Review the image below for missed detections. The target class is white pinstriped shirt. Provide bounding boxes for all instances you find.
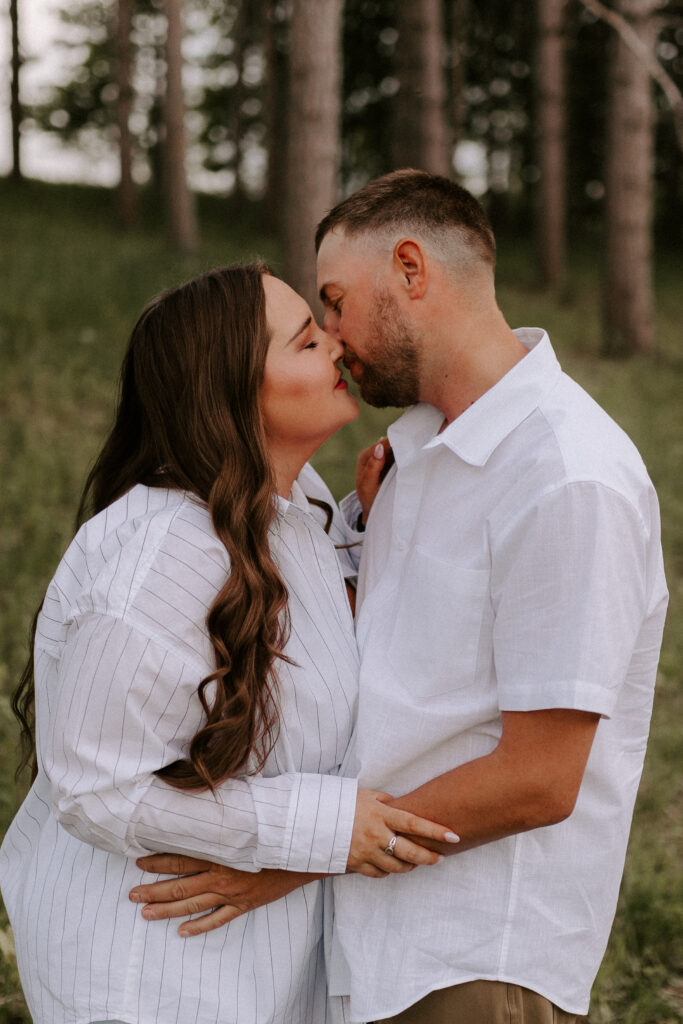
[0,464,359,1024]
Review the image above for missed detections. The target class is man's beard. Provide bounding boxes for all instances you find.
[352,288,421,408]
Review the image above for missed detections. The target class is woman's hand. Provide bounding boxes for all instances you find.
[356,438,394,525]
[130,856,317,937]
[347,789,459,878]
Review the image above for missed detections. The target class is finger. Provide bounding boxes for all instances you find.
[353,863,391,879]
[136,853,211,874]
[131,873,215,904]
[178,904,251,937]
[385,807,460,845]
[388,837,444,868]
[374,856,417,875]
[141,892,224,921]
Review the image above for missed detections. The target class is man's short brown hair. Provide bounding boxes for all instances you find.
[315,169,496,269]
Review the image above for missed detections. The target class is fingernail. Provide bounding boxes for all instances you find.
[129,891,141,902]
[444,832,460,843]
[142,908,155,919]
[435,854,444,864]
[374,443,384,459]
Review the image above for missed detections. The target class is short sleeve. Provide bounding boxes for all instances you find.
[491,481,649,716]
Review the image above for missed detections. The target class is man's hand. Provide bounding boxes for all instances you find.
[130,856,316,936]
[356,438,394,524]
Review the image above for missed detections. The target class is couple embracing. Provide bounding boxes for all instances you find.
[0,171,667,1024]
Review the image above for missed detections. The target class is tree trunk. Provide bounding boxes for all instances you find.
[283,0,343,311]
[163,0,198,257]
[10,0,22,180]
[263,0,289,234]
[393,0,451,176]
[116,0,136,229]
[535,0,568,288]
[603,0,656,355]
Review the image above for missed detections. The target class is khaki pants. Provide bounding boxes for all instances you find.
[374,980,581,1024]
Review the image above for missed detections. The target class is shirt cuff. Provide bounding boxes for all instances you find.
[497,679,618,718]
[256,773,358,874]
[340,492,365,537]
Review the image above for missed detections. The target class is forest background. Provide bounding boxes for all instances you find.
[1,0,682,1022]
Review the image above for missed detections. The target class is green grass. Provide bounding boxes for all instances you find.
[1,179,681,1024]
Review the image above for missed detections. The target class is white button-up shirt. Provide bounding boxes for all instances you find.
[1,464,359,1024]
[330,330,668,1020]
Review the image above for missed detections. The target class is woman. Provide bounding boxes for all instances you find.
[0,266,451,1024]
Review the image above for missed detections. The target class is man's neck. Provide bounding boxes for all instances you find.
[420,316,528,424]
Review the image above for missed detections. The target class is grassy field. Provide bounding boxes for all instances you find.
[0,179,681,1023]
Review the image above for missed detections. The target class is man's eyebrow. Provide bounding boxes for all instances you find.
[286,316,312,345]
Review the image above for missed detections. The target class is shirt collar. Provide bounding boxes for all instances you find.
[274,476,314,518]
[389,329,561,468]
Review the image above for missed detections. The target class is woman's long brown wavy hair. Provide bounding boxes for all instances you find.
[13,264,292,790]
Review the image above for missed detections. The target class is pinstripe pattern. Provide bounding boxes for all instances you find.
[1,464,359,1024]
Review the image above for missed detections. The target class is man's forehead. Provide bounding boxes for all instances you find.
[317,228,373,290]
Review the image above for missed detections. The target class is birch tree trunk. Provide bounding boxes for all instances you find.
[163,0,198,256]
[283,0,343,310]
[603,0,656,355]
[116,0,136,229]
[536,0,568,288]
[10,0,22,180]
[394,0,451,176]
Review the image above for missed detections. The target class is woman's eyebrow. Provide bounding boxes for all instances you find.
[286,316,312,345]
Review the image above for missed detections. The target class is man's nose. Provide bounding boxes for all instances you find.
[327,334,344,363]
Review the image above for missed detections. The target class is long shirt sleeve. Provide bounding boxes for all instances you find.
[45,612,357,873]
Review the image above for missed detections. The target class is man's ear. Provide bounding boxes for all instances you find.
[393,238,428,299]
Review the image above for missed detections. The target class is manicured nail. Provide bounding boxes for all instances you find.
[374,443,384,459]
[444,832,460,843]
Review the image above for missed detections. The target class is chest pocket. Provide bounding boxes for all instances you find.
[387,545,491,699]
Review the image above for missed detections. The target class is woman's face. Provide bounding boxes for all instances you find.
[260,275,359,462]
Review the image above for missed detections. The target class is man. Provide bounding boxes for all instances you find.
[131,171,667,1023]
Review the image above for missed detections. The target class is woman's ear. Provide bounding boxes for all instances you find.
[393,238,428,299]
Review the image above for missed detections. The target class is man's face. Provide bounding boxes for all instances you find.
[316,229,421,408]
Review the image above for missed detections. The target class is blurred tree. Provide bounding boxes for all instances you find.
[448,0,469,152]
[115,0,137,227]
[603,0,657,355]
[535,0,568,288]
[228,0,248,199]
[464,0,535,230]
[162,0,198,255]
[339,0,397,188]
[10,0,22,179]
[263,0,289,232]
[393,0,451,175]
[284,0,343,309]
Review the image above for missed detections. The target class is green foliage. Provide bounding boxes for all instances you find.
[0,181,681,1024]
